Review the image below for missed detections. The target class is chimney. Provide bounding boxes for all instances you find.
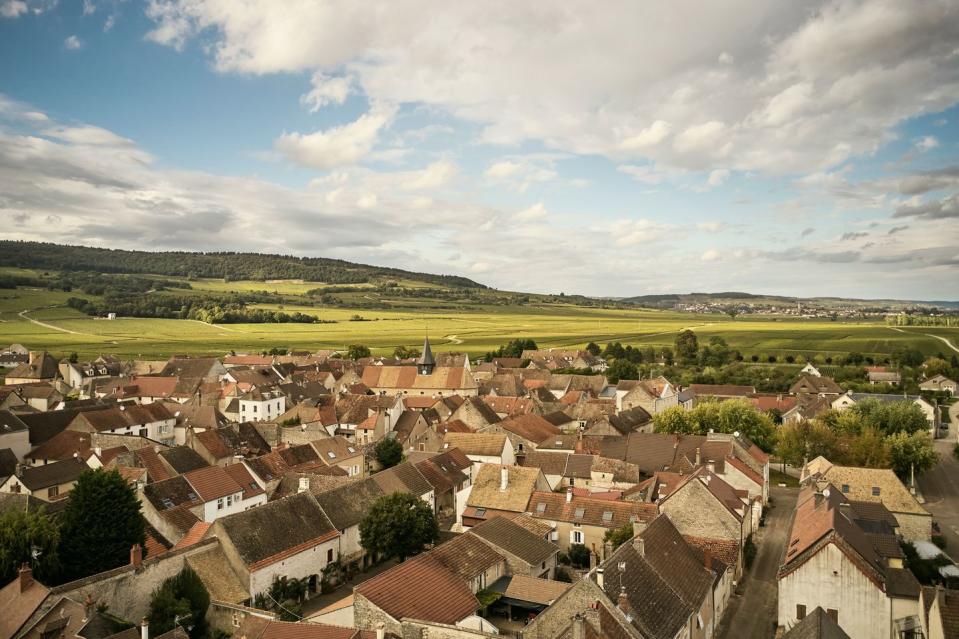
[566,487,573,503]
[695,448,701,465]
[633,537,645,557]
[572,613,586,639]
[704,549,713,571]
[130,543,143,569]
[375,623,384,639]
[500,466,509,490]
[617,586,632,617]
[141,618,149,639]
[18,563,33,593]
[298,476,310,493]
[595,567,604,590]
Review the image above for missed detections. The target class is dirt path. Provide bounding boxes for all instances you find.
[926,333,959,354]
[18,309,84,335]
[444,334,463,345]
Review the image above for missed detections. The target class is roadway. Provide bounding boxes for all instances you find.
[917,401,959,552]
[716,484,798,639]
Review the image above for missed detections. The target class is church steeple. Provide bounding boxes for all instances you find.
[417,335,436,375]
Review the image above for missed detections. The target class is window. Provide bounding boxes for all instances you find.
[571,530,584,544]
[217,498,224,510]
[48,485,59,498]
[841,484,849,493]
[827,609,838,622]
[226,495,233,507]
[252,405,257,413]
[872,486,881,496]
[574,507,585,519]
[139,428,148,437]
[602,511,613,523]
[796,605,806,620]
[327,548,334,562]
[231,612,240,628]
[475,508,487,518]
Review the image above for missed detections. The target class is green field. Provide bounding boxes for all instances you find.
[1,282,956,360]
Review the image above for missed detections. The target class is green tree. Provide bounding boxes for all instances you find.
[566,544,591,569]
[653,406,693,434]
[886,431,938,479]
[374,437,404,469]
[68,352,79,363]
[714,399,776,451]
[674,329,699,364]
[393,345,421,359]
[252,576,307,621]
[851,399,927,435]
[775,420,842,467]
[923,357,951,378]
[346,344,371,360]
[605,359,638,384]
[603,524,634,551]
[846,427,891,468]
[359,493,438,560]
[0,507,60,585]
[148,567,210,639]
[58,468,145,582]
[585,342,601,356]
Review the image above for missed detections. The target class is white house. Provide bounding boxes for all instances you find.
[238,388,286,423]
[800,362,822,377]
[67,403,176,446]
[831,392,937,427]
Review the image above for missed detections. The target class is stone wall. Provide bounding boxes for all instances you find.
[522,579,604,639]
[354,592,401,636]
[896,512,932,541]
[659,479,742,544]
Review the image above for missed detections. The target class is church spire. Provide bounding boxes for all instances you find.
[417,335,436,375]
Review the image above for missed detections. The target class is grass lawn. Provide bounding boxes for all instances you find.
[768,469,800,488]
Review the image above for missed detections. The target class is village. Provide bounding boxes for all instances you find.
[0,337,956,639]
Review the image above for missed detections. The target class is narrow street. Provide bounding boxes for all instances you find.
[918,402,959,553]
[716,485,798,639]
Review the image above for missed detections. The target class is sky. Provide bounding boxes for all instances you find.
[0,1,958,300]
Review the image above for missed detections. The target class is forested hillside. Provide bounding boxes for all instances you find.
[0,241,484,288]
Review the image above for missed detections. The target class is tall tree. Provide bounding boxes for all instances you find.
[58,468,145,582]
[775,420,842,467]
[347,344,372,360]
[148,567,210,639]
[0,507,60,585]
[374,438,404,469]
[674,329,699,364]
[359,492,438,561]
[886,431,938,479]
[605,359,638,384]
[585,342,601,356]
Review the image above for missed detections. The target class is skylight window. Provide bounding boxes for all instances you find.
[327,451,336,459]
[574,507,585,519]
[536,502,546,513]
[475,508,486,517]
[186,492,198,501]
[602,511,613,522]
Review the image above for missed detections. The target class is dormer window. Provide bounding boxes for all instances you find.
[871,486,880,496]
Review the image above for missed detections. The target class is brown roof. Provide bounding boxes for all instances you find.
[689,383,755,397]
[497,414,561,444]
[0,569,50,639]
[361,366,477,391]
[15,458,88,491]
[223,463,264,500]
[430,532,505,581]
[76,403,173,432]
[821,465,928,516]
[371,462,432,497]
[498,574,570,606]
[468,464,545,512]
[237,617,375,639]
[25,430,92,462]
[469,516,558,565]
[136,446,174,482]
[682,534,741,570]
[528,491,657,529]
[184,465,243,502]
[435,418,473,434]
[355,552,478,624]
[442,432,507,457]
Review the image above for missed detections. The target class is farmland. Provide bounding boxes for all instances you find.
[0,279,955,361]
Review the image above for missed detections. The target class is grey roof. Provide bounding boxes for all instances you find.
[311,477,384,530]
[0,410,28,434]
[782,607,851,639]
[417,336,436,368]
[469,516,558,565]
[16,458,88,490]
[157,446,209,474]
[371,461,432,497]
[216,492,337,567]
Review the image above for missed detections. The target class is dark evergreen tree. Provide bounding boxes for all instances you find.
[359,492,438,560]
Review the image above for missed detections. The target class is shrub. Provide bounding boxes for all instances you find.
[743,534,758,570]
[567,544,591,569]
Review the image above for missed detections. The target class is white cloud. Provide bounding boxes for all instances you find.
[103,14,115,31]
[707,169,730,187]
[484,156,559,192]
[610,219,670,247]
[274,103,396,170]
[485,160,522,180]
[142,0,959,177]
[696,222,726,232]
[914,136,939,151]
[620,120,671,150]
[514,202,548,222]
[617,164,665,185]
[401,160,456,190]
[0,0,26,18]
[701,249,721,261]
[82,0,95,15]
[569,178,590,188]
[301,73,352,112]
[64,35,84,50]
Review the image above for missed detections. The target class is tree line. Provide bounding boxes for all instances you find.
[67,293,326,324]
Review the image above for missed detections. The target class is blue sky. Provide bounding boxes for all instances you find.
[1,0,958,300]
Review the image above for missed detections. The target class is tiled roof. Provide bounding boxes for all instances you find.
[172,521,212,551]
[468,464,544,512]
[371,462,432,497]
[821,465,928,515]
[430,532,505,581]
[184,465,243,502]
[469,515,558,565]
[16,458,88,491]
[790,374,844,395]
[497,414,561,444]
[217,492,338,569]
[442,432,507,457]
[25,430,92,462]
[160,505,201,534]
[136,447,174,482]
[528,491,657,529]
[782,606,851,639]
[681,534,740,570]
[688,383,755,397]
[186,545,248,605]
[0,568,50,639]
[361,366,478,391]
[435,418,473,434]
[490,574,570,606]
[311,478,384,530]
[76,402,173,432]
[159,446,210,474]
[520,450,570,475]
[223,463,264,500]
[355,552,479,625]
[144,475,203,511]
[237,618,375,639]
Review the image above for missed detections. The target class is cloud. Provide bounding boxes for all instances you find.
[64,35,83,50]
[300,73,352,112]
[617,164,665,185]
[401,160,456,190]
[701,249,721,262]
[103,14,115,31]
[514,202,548,222]
[801,227,815,237]
[696,222,727,232]
[143,0,959,176]
[840,231,868,241]
[914,136,940,152]
[610,219,670,247]
[274,103,396,170]
[707,169,730,188]
[893,193,959,220]
[888,225,909,235]
[897,166,959,195]
[0,0,26,17]
[82,0,95,15]
[484,156,559,191]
